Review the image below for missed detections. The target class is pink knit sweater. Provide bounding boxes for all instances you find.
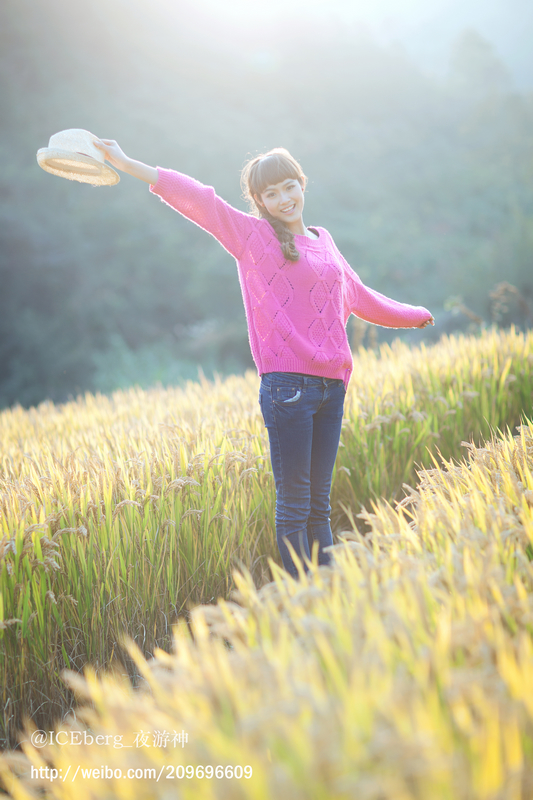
[150,168,431,389]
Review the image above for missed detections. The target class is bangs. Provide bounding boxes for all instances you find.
[251,154,302,195]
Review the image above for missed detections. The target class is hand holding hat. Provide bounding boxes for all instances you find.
[95,140,159,185]
[92,138,130,172]
[37,129,120,186]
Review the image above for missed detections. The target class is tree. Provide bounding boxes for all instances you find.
[450,29,511,97]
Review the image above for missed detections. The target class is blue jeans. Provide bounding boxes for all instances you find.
[259,372,346,578]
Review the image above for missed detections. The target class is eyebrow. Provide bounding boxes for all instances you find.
[263,179,296,192]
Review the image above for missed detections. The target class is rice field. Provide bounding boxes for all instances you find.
[0,327,533,797]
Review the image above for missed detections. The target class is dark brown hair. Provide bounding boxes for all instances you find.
[241,148,307,262]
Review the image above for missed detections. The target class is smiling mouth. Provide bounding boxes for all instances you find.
[280,204,296,214]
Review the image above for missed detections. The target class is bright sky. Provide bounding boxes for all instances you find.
[193,0,434,23]
[126,0,531,85]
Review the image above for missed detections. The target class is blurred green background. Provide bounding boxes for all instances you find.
[1,0,532,408]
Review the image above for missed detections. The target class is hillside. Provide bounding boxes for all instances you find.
[1,0,533,406]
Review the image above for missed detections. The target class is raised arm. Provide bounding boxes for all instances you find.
[93,139,158,184]
[93,139,252,259]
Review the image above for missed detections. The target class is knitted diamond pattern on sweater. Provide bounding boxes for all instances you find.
[150,168,431,389]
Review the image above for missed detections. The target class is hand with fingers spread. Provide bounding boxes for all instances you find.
[93,139,158,184]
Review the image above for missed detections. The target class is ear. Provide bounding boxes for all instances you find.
[254,194,265,208]
[299,176,307,192]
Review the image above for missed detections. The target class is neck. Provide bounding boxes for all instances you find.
[287,218,308,236]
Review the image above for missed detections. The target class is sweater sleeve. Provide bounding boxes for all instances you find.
[149,168,254,260]
[343,261,431,328]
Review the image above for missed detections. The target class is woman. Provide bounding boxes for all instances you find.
[94,140,434,578]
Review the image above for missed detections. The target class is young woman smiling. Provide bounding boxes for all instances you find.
[94,141,434,579]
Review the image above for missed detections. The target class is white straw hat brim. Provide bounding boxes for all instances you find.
[36,148,120,186]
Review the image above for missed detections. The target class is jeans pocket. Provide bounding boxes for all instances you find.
[273,386,304,406]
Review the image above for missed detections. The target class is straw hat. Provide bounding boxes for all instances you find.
[37,129,120,186]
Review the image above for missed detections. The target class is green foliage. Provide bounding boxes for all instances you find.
[90,334,244,393]
[1,0,533,407]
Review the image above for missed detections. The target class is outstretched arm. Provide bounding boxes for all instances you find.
[333,239,434,329]
[93,139,158,184]
[343,269,434,330]
[94,139,253,259]
[351,282,434,329]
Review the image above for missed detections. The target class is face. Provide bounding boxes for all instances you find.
[257,177,305,231]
